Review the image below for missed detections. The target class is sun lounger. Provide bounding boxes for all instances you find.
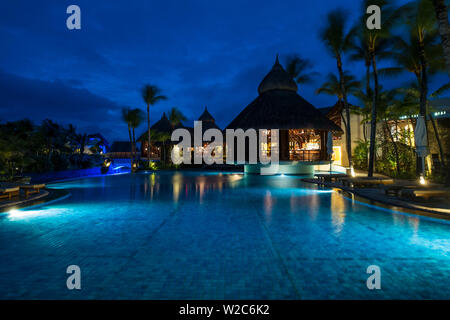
[339,177,394,188]
[401,188,450,201]
[383,184,420,197]
[0,186,20,200]
[314,173,347,183]
[20,184,46,199]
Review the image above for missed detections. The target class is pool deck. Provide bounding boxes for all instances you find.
[0,190,49,212]
[0,188,73,213]
[302,178,450,220]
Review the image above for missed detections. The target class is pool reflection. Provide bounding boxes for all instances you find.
[142,172,244,203]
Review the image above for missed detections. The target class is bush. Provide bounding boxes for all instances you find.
[353,138,416,179]
[376,142,416,179]
[353,139,369,170]
[51,153,70,171]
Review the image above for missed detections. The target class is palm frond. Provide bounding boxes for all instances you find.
[377,67,405,78]
[431,83,450,98]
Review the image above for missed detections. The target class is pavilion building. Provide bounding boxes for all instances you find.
[319,101,366,168]
[139,112,174,161]
[226,56,342,174]
[140,107,222,163]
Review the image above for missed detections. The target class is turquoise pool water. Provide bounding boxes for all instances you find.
[0,172,449,299]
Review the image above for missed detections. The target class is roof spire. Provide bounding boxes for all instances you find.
[258,54,298,94]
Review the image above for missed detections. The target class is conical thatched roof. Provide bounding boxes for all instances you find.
[227,56,342,132]
[197,106,221,132]
[151,112,172,134]
[198,106,215,122]
[258,55,298,94]
[138,113,173,142]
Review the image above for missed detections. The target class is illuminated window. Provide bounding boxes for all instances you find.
[332,146,342,165]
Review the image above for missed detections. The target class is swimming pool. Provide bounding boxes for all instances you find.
[0,172,449,299]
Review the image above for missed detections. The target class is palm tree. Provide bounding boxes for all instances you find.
[352,86,374,142]
[284,54,317,85]
[316,72,361,100]
[168,107,187,127]
[392,25,445,152]
[399,82,449,170]
[142,85,167,161]
[404,0,438,117]
[316,72,361,135]
[357,0,400,177]
[319,8,356,169]
[152,131,172,164]
[129,108,144,166]
[71,133,89,155]
[349,32,373,98]
[350,28,397,99]
[40,119,62,167]
[377,88,404,175]
[400,0,445,175]
[431,0,450,75]
[121,107,135,164]
[121,107,144,166]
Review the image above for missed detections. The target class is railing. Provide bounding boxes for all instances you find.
[290,150,321,161]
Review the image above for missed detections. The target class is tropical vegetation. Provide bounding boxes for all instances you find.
[0,119,106,180]
[142,84,167,165]
[315,0,449,183]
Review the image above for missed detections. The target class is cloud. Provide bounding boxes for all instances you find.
[0,70,126,142]
[0,0,447,142]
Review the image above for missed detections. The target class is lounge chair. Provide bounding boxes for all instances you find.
[401,188,450,201]
[314,173,347,183]
[0,186,20,201]
[339,177,394,188]
[20,184,46,199]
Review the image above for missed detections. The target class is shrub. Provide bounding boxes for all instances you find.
[353,139,369,170]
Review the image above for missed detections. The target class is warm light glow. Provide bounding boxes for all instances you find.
[8,209,20,215]
[104,159,111,167]
[419,175,426,185]
[331,146,342,165]
[7,208,67,220]
[350,167,356,177]
[306,142,320,150]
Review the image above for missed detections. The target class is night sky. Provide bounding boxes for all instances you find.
[0,0,447,142]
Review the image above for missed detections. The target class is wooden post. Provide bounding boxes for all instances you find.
[279,130,290,161]
[319,130,327,161]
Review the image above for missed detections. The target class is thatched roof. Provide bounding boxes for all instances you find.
[138,108,223,144]
[198,106,215,122]
[258,55,298,94]
[196,106,221,132]
[138,113,174,142]
[180,107,222,143]
[151,112,172,134]
[183,106,221,134]
[227,57,342,132]
[318,106,333,116]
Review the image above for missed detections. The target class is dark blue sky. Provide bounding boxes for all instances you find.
[0,0,447,142]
